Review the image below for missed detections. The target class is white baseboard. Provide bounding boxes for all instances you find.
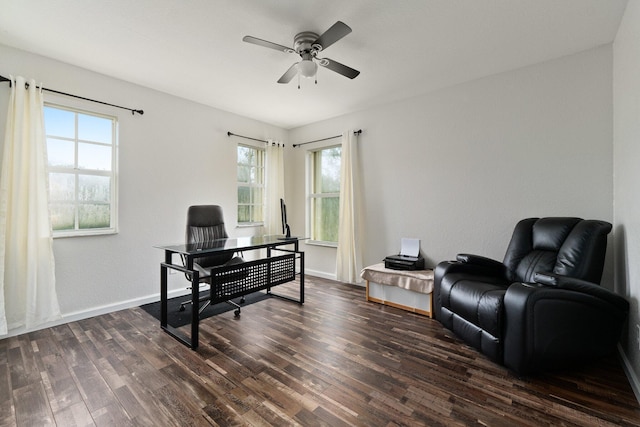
[618,343,640,405]
[304,269,365,287]
[0,288,190,339]
[305,269,336,281]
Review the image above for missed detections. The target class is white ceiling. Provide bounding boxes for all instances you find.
[0,0,629,129]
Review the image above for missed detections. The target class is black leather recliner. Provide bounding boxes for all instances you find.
[434,217,629,375]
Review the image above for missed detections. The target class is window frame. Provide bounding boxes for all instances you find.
[44,101,119,238]
[237,143,265,227]
[306,144,342,247]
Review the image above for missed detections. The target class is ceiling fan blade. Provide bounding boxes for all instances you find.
[242,36,293,53]
[278,63,299,83]
[318,58,360,79]
[313,21,352,50]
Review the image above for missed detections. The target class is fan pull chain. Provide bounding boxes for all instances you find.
[296,71,318,89]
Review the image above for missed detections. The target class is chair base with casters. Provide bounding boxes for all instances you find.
[178,289,245,316]
[178,294,244,316]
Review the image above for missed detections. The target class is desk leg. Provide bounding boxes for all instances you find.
[265,249,304,305]
[266,247,272,293]
[188,258,199,350]
[299,251,305,304]
[189,271,199,349]
[160,251,169,328]
[161,255,200,350]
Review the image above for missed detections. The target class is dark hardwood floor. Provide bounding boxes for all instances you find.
[1,276,639,426]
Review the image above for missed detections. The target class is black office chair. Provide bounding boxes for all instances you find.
[179,205,246,315]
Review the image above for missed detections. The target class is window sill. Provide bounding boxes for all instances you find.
[306,240,337,248]
[53,228,118,238]
[237,223,264,229]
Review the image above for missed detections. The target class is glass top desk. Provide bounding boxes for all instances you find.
[155,235,304,349]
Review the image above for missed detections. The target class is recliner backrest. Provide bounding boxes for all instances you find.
[502,217,611,284]
[186,205,234,268]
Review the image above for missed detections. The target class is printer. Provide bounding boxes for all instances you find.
[384,254,425,270]
[384,237,426,271]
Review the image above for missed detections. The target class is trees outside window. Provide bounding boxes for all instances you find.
[308,145,341,244]
[44,105,118,236]
[237,144,265,225]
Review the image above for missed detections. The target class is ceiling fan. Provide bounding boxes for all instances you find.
[242,21,360,88]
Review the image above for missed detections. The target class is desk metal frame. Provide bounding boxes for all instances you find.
[157,236,304,349]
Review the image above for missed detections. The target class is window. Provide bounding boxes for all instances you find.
[44,104,118,236]
[237,144,265,225]
[308,145,341,244]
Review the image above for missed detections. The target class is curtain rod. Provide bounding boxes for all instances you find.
[226,131,288,147]
[292,129,362,148]
[0,74,144,115]
[227,131,268,143]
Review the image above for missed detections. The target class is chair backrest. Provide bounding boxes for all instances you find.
[502,217,612,284]
[186,205,233,268]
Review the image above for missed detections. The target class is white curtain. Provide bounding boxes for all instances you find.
[0,76,60,335]
[336,130,362,283]
[264,141,285,235]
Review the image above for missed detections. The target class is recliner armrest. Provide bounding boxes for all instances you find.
[456,253,508,276]
[534,272,629,312]
[504,279,628,375]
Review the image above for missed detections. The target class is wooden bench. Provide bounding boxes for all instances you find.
[360,263,434,318]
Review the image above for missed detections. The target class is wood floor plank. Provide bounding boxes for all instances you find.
[7,339,40,391]
[39,353,84,414]
[51,400,94,427]
[1,276,639,426]
[13,382,55,426]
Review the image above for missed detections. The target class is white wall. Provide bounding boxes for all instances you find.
[0,44,287,335]
[613,0,640,399]
[288,46,614,282]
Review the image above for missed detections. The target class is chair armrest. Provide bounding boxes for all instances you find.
[456,253,508,277]
[534,272,629,312]
[503,281,628,375]
[435,256,508,280]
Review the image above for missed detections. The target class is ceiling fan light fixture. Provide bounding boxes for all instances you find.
[243,21,359,85]
[297,59,317,78]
